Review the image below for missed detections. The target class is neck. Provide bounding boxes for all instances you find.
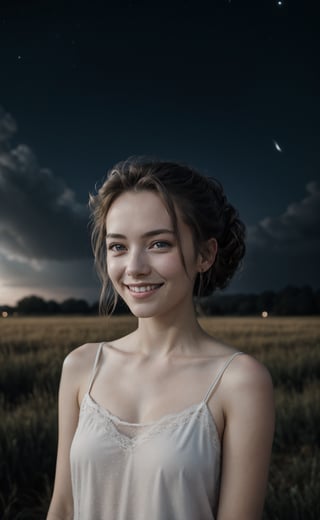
[134,304,206,359]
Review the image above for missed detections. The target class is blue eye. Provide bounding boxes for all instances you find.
[108,243,126,252]
[152,241,171,249]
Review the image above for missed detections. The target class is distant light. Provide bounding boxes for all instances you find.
[277,1,283,5]
[17,55,22,60]
[261,311,269,318]
[2,311,8,318]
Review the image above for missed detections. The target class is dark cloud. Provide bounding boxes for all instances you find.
[0,107,91,262]
[0,246,99,305]
[0,250,95,288]
[0,108,16,145]
[232,182,320,292]
[247,181,320,247]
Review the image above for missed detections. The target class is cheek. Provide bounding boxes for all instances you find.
[106,257,123,283]
[156,253,189,280]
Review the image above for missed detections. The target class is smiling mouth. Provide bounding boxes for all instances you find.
[126,284,163,293]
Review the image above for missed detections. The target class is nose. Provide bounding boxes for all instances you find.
[126,249,151,277]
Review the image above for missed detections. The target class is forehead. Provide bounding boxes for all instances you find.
[106,191,173,230]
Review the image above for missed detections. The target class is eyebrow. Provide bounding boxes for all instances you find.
[106,229,175,239]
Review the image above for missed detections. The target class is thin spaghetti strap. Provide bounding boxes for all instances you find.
[203,351,244,404]
[87,342,104,395]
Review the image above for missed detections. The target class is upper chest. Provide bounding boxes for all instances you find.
[80,346,226,436]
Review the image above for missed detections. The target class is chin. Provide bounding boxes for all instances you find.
[123,302,162,319]
[132,311,155,319]
[127,305,158,319]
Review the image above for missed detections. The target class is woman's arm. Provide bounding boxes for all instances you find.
[216,355,275,520]
[47,348,86,519]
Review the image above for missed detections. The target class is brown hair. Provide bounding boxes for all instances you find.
[89,157,246,314]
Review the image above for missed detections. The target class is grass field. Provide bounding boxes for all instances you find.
[0,315,319,519]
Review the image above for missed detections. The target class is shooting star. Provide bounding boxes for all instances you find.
[273,140,282,152]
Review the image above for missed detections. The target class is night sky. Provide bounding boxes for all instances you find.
[0,0,319,306]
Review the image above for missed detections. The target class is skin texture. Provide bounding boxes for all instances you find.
[47,191,275,520]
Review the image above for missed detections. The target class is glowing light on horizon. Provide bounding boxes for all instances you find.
[261,311,269,318]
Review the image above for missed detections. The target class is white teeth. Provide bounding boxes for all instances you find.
[128,284,160,293]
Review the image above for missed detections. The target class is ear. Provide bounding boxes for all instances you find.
[197,238,218,273]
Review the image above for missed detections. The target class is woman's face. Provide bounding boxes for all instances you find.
[105,190,203,319]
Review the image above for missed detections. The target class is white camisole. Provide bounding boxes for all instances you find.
[70,343,243,520]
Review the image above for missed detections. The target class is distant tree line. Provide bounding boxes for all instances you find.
[0,296,128,316]
[198,285,320,316]
[1,285,319,316]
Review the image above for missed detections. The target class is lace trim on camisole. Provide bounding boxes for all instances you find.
[80,392,220,452]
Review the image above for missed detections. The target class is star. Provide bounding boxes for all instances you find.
[277,1,283,6]
[17,55,22,60]
[273,140,282,152]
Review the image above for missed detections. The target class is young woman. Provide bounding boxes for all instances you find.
[47,158,275,520]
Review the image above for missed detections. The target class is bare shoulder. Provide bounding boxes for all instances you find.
[61,342,101,383]
[221,352,275,414]
[227,353,273,390]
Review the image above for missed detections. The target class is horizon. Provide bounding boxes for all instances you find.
[1,284,319,309]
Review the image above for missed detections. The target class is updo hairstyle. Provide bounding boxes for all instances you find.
[89,157,246,314]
